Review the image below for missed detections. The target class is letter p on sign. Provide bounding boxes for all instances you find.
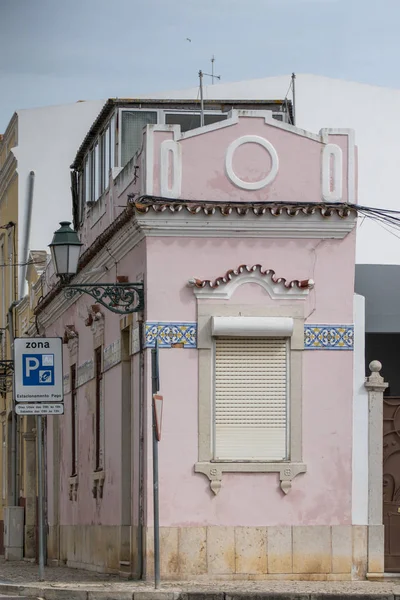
[26,357,39,377]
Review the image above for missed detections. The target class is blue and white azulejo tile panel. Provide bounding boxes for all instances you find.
[145,322,197,349]
[304,325,354,350]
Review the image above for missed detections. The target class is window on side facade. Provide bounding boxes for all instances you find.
[71,364,78,477]
[94,346,104,471]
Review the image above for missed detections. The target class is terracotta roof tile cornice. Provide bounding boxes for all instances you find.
[188,264,314,290]
[130,196,356,218]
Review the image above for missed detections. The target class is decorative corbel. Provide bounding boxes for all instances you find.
[278,464,307,494]
[63,324,78,344]
[85,304,104,328]
[194,464,223,495]
[92,470,105,499]
[69,477,78,501]
[63,325,79,359]
[87,305,105,347]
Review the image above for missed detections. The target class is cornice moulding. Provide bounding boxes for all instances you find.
[134,211,356,239]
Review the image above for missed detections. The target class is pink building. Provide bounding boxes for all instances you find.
[34,103,384,580]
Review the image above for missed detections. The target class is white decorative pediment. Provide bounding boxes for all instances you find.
[188,264,314,301]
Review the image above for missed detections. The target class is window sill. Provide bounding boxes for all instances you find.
[69,475,78,501]
[194,461,307,495]
[92,470,105,499]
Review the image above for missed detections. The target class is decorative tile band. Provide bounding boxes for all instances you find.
[145,322,197,348]
[304,325,354,350]
[144,322,353,350]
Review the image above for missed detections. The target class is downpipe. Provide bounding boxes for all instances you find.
[19,171,35,298]
[137,317,145,579]
[9,171,35,507]
[8,299,20,506]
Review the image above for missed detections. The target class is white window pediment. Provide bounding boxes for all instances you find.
[189,264,313,301]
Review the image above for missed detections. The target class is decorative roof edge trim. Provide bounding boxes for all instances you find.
[131,196,356,219]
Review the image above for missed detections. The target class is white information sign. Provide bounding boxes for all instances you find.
[14,337,63,404]
[15,403,64,415]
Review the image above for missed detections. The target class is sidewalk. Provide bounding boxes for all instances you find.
[0,559,400,600]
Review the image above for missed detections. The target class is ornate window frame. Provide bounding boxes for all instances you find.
[192,273,308,495]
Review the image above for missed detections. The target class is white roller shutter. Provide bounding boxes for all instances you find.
[214,337,288,461]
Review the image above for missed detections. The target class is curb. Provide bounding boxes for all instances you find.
[0,586,398,600]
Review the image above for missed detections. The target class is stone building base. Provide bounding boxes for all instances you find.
[144,525,383,581]
[47,524,383,580]
[47,525,140,575]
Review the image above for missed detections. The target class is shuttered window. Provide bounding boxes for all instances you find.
[214,337,288,461]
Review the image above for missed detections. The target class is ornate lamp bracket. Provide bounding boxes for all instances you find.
[63,282,144,315]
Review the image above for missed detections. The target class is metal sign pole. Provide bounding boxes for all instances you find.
[151,341,160,589]
[12,336,64,581]
[37,414,45,581]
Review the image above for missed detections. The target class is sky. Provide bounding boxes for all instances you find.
[1,0,400,131]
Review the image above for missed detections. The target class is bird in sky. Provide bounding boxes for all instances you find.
[186,37,191,42]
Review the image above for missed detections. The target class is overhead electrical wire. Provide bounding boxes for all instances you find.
[0,259,47,268]
[0,202,399,275]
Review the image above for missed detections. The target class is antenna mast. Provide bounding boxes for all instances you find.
[291,72,296,126]
[199,57,221,126]
[199,70,205,127]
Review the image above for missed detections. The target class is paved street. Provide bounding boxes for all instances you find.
[0,559,400,599]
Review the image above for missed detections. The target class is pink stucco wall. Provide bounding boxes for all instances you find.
[144,232,355,527]
[46,240,147,528]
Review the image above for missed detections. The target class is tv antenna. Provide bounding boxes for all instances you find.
[198,57,221,127]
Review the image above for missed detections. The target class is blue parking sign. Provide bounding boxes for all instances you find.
[22,354,55,386]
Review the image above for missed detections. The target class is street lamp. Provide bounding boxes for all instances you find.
[49,222,144,314]
[49,221,82,284]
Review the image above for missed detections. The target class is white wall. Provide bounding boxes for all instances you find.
[152,74,400,265]
[352,293,369,525]
[12,99,104,289]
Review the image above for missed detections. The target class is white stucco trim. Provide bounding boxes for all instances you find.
[144,126,154,196]
[160,139,182,198]
[211,316,294,337]
[320,128,356,204]
[322,144,343,202]
[225,135,279,190]
[147,110,355,146]
[352,293,369,525]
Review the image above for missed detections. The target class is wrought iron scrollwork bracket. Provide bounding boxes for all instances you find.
[0,360,14,393]
[0,360,14,377]
[63,282,144,315]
